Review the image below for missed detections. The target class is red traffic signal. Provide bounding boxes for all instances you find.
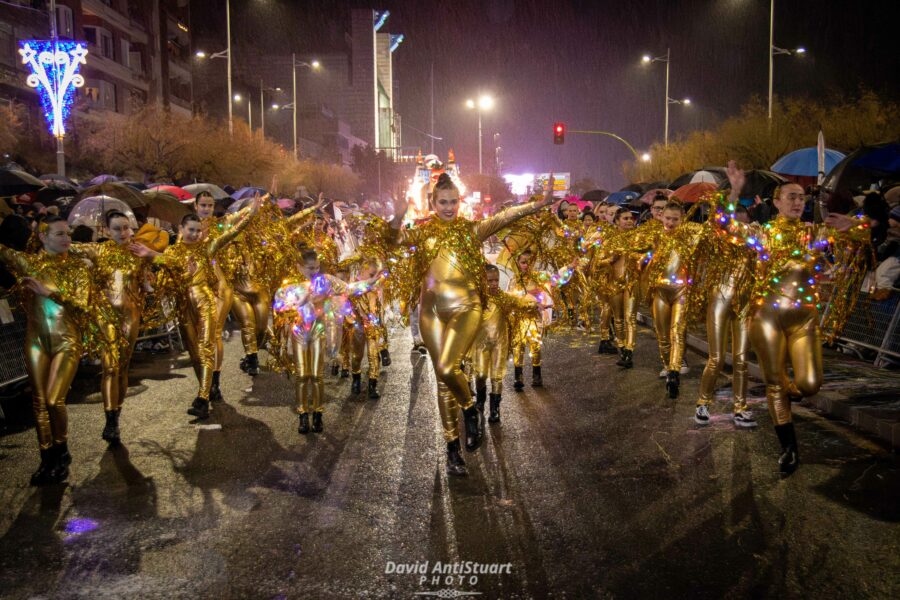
[553,122,565,145]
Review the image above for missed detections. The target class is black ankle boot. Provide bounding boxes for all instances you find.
[246,353,260,377]
[623,349,634,369]
[666,370,680,399]
[446,439,467,476]
[513,367,524,391]
[475,381,487,413]
[615,347,627,366]
[464,406,481,452]
[298,413,310,434]
[312,411,323,433]
[367,378,380,399]
[351,373,362,394]
[56,441,72,467]
[30,447,67,486]
[102,409,121,444]
[531,366,543,387]
[30,448,57,486]
[187,397,210,419]
[340,368,349,378]
[209,372,223,402]
[239,355,249,373]
[598,339,616,355]
[380,348,392,367]
[488,393,501,423]
[774,423,799,476]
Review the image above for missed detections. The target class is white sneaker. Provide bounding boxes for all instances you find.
[694,405,710,425]
[659,367,667,378]
[733,411,757,428]
[680,360,689,374]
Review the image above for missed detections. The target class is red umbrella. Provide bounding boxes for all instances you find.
[670,182,717,204]
[148,184,193,201]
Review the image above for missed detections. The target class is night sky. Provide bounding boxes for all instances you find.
[194,0,900,189]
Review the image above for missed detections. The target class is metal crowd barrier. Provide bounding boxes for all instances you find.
[0,298,28,388]
[822,288,900,368]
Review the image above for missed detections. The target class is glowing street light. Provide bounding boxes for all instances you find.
[233,93,242,101]
[466,94,495,174]
[640,48,690,147]
[641,152,652,163]
[195,50,206,58]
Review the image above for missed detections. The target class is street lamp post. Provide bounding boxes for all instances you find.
[642,49,692,146]
[465,95,494,174]
[226,0,232,135]
[291,55,320,161]
[767,0,806,122]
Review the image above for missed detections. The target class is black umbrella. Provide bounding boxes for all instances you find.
[35,185,76,206]
[39,173,78,187]
[718,169,787,199]
[823,141,900,195]
[581,189,609,202]
[0,168,45,196]
[77,182,148,210]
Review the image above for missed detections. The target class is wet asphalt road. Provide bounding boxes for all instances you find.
[0,324,898,599]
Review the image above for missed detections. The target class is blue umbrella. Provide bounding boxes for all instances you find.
[88,174,119,186]
[232,186,267,200]
[771,147,846,177]
[607,191,639,205]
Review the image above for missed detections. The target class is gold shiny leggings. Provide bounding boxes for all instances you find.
[25,324,81,450]
[419,292,481,442]
[180,286,218,400]
[651,285,688,371]
[698,289,749,412]
[351,325,381,379]
[293,332,326,414]
[231,284,270,355]
[609,289,637,351]
[513,318,542,368]
[214,284,234,370]
[100,313,140,412]
[597,300,612,340]
[474,341,507,395]
[749,301,822,426]
[340,325,353,371]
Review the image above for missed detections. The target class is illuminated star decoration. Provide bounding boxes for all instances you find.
[18,40,88,138]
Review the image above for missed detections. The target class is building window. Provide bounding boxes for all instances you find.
[0,24,14,67]
[84,26,114,60]
[56,5,74,39]
[84,79,117,111]
[121,39,130,68]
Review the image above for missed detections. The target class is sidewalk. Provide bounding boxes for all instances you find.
[637,313,900,449]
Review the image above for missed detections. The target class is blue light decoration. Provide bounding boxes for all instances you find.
[18,40,88,138]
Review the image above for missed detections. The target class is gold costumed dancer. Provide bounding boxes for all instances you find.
[71,210,167,444]
[693,196,757,428]
[232,195,322,378]
[592,207,641,368]
[716,161,871,475]
[272,249,384,434]
[345,257,387,399]
[0,217,115,485]
[642,201,707,399]
[473,264,540,424]
[132,197,260,419]
[390,173,554,477]
[506,249,575,390]
[581,207,618,354]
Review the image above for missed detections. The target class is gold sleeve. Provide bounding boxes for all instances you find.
[0,245,33,276]
[475,201,545,241]
[209,206,255,256]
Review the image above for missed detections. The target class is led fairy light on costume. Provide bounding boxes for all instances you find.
[19,40,88,138]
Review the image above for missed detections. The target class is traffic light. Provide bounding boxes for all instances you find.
[553,122,565,145]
